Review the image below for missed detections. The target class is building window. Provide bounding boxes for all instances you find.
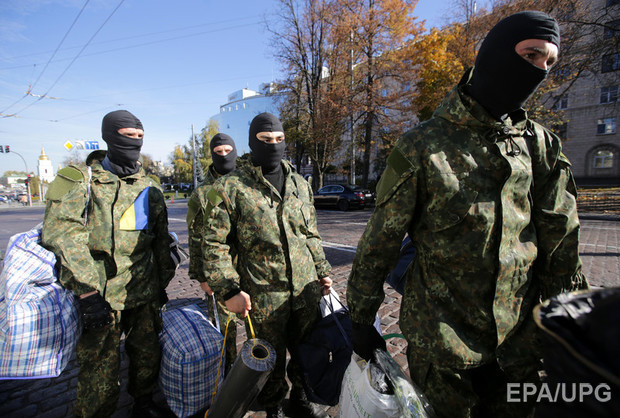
[235,104,239,110]
[553,65,571,79]
[593,150,614,168]
[597,117,616,134]
[600,86,618,104]
[602,53,620,73]
[604,20,620,39]
[554,122,568,140]
[553,94,569,110]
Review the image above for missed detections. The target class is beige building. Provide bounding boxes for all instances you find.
[558,0,620,184]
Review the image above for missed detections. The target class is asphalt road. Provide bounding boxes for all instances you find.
[0,200,618,288]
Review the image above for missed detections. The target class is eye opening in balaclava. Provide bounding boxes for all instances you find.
[101,110,144,177]
[466,10,560,120]
[210,133,237,175]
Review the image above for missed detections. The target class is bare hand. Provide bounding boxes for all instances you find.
[319,276,332,295]
[225,291,252,317]
[200,281,214,296]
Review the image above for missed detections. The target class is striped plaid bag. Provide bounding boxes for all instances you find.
[0,226,81,379]
[159,299,225,418]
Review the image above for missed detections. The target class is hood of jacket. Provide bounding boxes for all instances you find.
[433,68,531,142]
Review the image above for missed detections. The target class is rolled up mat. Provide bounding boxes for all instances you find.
[207,338,276,418]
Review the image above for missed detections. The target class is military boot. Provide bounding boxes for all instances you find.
[286,388,329,418]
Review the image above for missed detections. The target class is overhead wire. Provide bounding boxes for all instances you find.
[3,0,126,119]
[0,20,261,72]
[1,15,258,62]
[0,0,91,115]
[30,0,91,92]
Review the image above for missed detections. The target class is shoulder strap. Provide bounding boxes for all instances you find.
[83,166,92,226]
[204,187,224,218]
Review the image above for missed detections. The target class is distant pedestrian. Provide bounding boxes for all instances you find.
[42,110,176,418]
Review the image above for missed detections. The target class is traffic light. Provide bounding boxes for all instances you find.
[0,145,3,153]
[5,145,9,153]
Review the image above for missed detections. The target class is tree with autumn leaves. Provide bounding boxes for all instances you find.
[272,0,614,188]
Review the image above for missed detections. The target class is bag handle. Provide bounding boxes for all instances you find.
[209,293,220,333]
[323,290,352,349]
[207,312,233,418]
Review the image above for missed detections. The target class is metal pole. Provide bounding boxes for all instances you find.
[350,30,356,186]
[191,125,198,189]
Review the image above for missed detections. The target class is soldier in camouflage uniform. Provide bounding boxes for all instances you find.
[187,133,239,372]
[347,12,588,418]
[202,113,332,418]
[42,110,175,418]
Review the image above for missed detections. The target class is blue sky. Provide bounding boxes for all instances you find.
[0,0,455,175]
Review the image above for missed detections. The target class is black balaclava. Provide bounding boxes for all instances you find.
[466,11,560,120]
[249,112,286,194]
[101,110,144,177]
[249,112,286,171]
[210,133,237,175]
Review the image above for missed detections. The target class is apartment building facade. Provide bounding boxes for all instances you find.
[557,0,620,185]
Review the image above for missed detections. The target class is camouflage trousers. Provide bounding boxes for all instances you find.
[249,299,320,408]
[74,301,162,418]
[408,352,541,418]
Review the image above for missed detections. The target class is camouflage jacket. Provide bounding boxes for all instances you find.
[201,160,331,320]
[347,70,588,369]
[42,150,175,310]
[187,164,220,283]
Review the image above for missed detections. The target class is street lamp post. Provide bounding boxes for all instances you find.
[7,150,32,206]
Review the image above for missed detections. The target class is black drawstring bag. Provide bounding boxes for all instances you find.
[534,288,620,417]
[294,292,353,406]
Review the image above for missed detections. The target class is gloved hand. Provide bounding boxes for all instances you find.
[78,292,113,331]
[352,321,387,361]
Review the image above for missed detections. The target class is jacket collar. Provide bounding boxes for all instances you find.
[434,68,529,139]
[86,150,143,183]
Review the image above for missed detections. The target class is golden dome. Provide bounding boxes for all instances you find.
[39,147,49,160]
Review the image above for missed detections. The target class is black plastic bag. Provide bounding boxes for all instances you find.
[534,288,620,417]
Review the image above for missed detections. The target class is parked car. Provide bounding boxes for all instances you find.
[0,195,8,202]
[313,184,374,211]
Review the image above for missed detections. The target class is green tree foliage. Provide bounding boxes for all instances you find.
[168,118,220,185]
[170,145,192,184]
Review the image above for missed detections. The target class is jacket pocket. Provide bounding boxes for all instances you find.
[425,187,478,232]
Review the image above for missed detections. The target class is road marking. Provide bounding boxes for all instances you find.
[169,218,186,222]
[320,219,369,226]
[580,243,619,251]
[321,241,358,253]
